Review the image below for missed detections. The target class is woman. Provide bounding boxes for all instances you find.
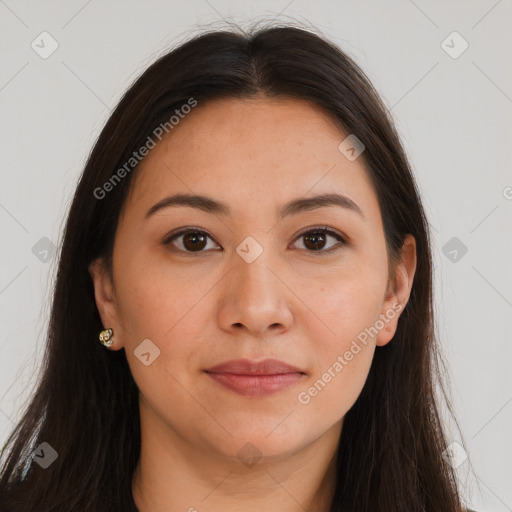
[0,23,475,511]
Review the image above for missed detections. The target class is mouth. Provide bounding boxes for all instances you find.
[204,358,307,397]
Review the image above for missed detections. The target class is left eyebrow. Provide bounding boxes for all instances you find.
[277,192,364,221]
[144,192,364,221]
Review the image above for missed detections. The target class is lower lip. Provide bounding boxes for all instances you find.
[205,372,305,397]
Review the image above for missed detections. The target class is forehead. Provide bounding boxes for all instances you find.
[125,97,379,222]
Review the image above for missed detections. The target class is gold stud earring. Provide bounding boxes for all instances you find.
[99,328,114,348]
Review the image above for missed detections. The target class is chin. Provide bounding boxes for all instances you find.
[213,426,310,464]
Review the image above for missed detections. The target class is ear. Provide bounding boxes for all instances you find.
[376,234,417,347]
[88,258,125,350]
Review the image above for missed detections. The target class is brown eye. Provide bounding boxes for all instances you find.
[164,229,220,253]
[303,232,327,250]
[293,227,346,254]
[182,232,207,251]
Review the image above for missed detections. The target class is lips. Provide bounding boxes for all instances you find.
[204,358,306,397]
[205,358,305,375]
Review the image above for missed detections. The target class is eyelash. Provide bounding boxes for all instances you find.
[162,226,347,256]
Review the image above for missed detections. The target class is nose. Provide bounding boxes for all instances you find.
[217,249,294,338]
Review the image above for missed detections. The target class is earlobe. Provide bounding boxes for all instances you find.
[376,234,417,347]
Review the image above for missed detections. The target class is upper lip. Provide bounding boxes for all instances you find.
[205,358,305,375]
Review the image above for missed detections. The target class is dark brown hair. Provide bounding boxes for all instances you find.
[0,23,466,511]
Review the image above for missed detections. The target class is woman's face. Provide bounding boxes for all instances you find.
[90,96,415,463]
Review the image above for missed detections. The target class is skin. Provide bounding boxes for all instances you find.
[89,96,417,512]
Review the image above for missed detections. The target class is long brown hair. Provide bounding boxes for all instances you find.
[0,23,466,511]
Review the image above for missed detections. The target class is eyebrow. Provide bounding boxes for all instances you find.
[144,192,364,221]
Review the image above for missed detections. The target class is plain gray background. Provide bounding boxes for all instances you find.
[0,1,511,510]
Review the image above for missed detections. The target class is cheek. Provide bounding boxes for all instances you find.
[113,251,217,392]
[295,343,375,429]
[114,245,207,338]
[310,268,386,351]
[295,271,385,419]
